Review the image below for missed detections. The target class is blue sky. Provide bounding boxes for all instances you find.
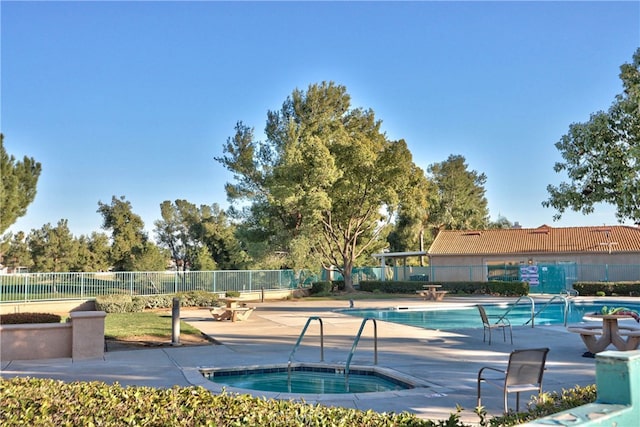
[2,1,639,239]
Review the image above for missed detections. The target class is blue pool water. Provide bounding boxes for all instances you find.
[342,301,640,330]
[203,365,411,394]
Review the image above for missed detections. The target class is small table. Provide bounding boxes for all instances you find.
[416,284,443,301]
[220,298,241,309]
[569,314,640,353]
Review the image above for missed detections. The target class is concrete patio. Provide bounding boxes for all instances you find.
[1,297,600,425]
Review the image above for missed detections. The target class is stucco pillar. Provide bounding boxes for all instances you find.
[70,311,106,360]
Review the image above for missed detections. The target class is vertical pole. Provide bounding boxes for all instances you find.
[172,297,181,346]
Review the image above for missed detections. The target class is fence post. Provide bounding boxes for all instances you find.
[24,274,29,303]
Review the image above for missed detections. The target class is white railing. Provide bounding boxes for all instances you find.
[0,269,314,303]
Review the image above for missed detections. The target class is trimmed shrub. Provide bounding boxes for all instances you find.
[225,290,241,298]
[95,294,135,313]
[0,377,598,426]
[483,384,597,426]
[573,281,640,296]
[0,377,442,426]
[0,312,62,324]
[358,280,528,296]
[96,292,221,313]
[137,294,174,309]
[177,291,219,307]
[310,281,333,295]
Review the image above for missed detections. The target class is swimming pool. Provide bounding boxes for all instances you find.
[341,301,640,330]
[201,364,419,394]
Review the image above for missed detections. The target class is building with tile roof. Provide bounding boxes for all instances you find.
[427,225,640,293]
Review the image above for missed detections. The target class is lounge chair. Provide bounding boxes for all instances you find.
[478,304,513,345]
[477,347,550,413]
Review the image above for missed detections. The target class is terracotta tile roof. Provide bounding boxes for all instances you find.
[428,225,640,255]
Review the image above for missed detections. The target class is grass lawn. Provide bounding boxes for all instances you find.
[104,311,204,339]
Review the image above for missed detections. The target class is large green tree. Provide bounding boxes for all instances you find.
[2,231,33,271]
[28,220,78,272]
[154,200,247,271]
[388,154,490,257]
[543,48,640,224]
[98,195,165,271]
[426,154,490,235]
[386,169,433,258]
[217,82,425,291]
[74,232,111,272]
[0,134,42,234]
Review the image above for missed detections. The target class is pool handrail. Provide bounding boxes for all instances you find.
[561,288,579,297]
[525,295,569,326]
[288,316,324,366]
[495,296,536,327]
[288,316,324,388]
[345,317,378,388]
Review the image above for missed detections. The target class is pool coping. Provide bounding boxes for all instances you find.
[193,362,441,401]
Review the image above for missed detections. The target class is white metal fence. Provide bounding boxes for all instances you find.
[2,263,638,302]
[0,270,318,303]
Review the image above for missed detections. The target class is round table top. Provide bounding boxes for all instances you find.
[586,314,633,320]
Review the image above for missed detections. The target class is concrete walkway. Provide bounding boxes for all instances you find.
[1,297,599,425]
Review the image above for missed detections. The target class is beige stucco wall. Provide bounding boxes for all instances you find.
[0,311,106,361]
[428,252,640,282]
[0,322,72,360]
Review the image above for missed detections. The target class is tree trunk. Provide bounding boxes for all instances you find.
[343,258,355,292]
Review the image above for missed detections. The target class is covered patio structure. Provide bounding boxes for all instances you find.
[371,251,428,281]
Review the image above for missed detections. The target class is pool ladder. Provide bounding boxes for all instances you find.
[526,295,570,326]
[287,316,379,389]
[345,317,378,388]
[495,295,570,327]
[287,316,324,384]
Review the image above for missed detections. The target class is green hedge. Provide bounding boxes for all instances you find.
[0,378,597,427]
[0,377,443,426]
[310,281,333,295]
[573,282,640,296]
[95,291,220,313]
[358,281,529,296]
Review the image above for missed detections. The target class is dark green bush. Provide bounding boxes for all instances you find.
[0,312,62,324]
[333,280,346,291]
[359,280,424,293]
[358,281,528,296]
[573,281,640,296]
[225,290,241,298]
[310,281,333,295]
